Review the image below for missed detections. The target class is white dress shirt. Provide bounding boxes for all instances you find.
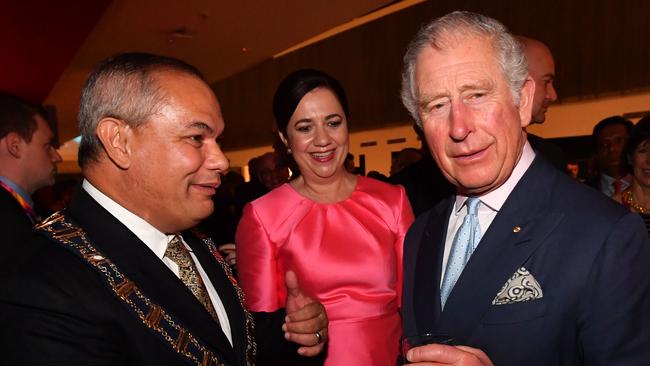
[83,180,233,345]
[441,142,536,283]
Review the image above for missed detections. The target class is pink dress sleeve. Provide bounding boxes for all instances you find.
[235,203,286,312]
[394,185,415,308]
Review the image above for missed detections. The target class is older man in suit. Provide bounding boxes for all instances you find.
[399,11,650,366]
[0,53,327,365]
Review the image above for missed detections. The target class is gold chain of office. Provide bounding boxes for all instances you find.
[35,211,256,366]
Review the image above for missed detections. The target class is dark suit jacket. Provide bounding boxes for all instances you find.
[389,155,455,217]
[527,133,567,172]
[0,187,295,365]
[402,157,650,365]
[0,185,36,270]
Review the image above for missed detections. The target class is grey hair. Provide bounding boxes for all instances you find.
[77,52,207,168]
[400,11,528,127]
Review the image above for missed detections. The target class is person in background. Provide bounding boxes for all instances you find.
[237,69,414,366]
[389,125,455,217]
[0,92,62,267]
[399,11,650,365]
[390,147,422,176]
[517,36,567,172]
[256,151,290,190]
[585,115,634,197]
[197,170,244,265]
[613,115,650,235]
[235,152,289,219]
[344,152,356,173]
[218,152,290,267]
[33,178,79,214]
[366,170,389,182]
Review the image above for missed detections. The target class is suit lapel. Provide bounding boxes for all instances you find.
[413,196,453,333]
[184,233,249,366]
[437,158,564,338]
[66,187,236,363]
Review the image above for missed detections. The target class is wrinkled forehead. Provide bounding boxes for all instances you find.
[415,37,502,91]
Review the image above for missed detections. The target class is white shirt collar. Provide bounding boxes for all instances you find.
[455,141,536,212]
[82,179,171,260]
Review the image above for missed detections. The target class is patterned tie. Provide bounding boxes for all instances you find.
[440,197,482,308]
[165,235,219,324]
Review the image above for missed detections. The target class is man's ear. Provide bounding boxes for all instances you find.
[96,118,133,169]
[3,132,26,158]
[518,76,535,128]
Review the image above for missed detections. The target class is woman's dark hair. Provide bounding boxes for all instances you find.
[626,115,650,159]
[272,69,349,137]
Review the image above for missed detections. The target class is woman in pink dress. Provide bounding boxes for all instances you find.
[236,69,414,365]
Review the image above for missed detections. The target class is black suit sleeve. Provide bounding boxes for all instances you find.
[0,250,125,366]
[254,310,325,366]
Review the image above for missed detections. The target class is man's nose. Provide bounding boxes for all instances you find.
[205,143,229,172]
[52,148,63,164]
[547,83,558,103]
[449,103,472,141]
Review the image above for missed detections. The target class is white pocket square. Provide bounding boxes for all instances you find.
[492,267,543,305]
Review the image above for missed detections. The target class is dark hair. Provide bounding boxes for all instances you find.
[592,115,634,142]
[78,52,207,168]
[626,115,650,159]
[0,92,47,142]
[272,69,349,137]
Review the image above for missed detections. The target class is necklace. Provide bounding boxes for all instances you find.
[622,190,650,214]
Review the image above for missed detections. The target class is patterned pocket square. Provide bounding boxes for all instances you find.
[492,267,543,305]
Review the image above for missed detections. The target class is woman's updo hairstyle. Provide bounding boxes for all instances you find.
[272,69,349,138]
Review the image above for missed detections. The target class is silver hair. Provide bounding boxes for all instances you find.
[400,11,528,127]
[77,53,206,168]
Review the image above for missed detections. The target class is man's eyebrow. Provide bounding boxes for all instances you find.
[187,121,214,134]
[418,91,449,106]
[458,80,493,93]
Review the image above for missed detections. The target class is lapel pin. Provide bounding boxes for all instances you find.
[512,226,521,233]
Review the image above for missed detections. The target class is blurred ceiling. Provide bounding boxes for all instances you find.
[1,0,397,144]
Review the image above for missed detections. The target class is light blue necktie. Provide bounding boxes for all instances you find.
[440,197,482,308]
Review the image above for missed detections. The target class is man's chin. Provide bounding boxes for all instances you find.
[194,203,215,221]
